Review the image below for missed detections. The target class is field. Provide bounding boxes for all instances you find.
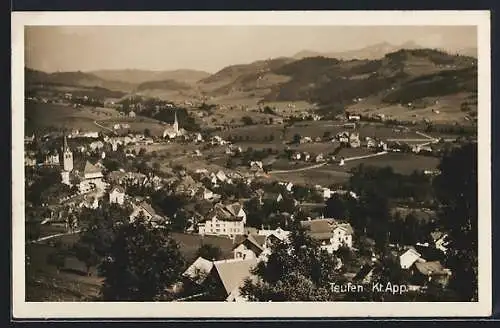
[97,115,169,136]
[170,232,235,264]
[345,92,477,124]
[267,151,440,186]
[25,229,237,301]
[216,120,451,144]
[25,102,169,136]
[25,103,118,134]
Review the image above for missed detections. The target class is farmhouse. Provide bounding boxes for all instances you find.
[257,227,291,243]
[202,258,258,302]
[412,261,452,287]
[300,218,354,253]
[349,133,361,148]
[183,257,214,284]
[45,150,60,165]
[130,201,164,225]
[232,234,267,260]
[109,185,126,205]
[79,161,106,192]
[399,247,423,269]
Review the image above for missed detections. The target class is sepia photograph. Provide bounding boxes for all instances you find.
[11,11,491,318]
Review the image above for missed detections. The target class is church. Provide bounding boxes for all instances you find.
[59,134,107,193]
[162,110,185,139]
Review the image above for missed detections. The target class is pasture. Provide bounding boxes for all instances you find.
[25,103,121,134]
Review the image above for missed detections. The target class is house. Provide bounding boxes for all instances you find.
[430,231,450,254]
[321,187,333,200]
[349,133,361,148]
[198,203,246,236]
[129,201,163,225]
[183,257,214,284]
[292,152,301,160]
[303,152,311,161]
[83,161,103,180]
[203,258,258,302]
[215,170,228,183]
[129,111,136,118]
[109,186,126,205]
[315,153,325,162]
[366,138,377,149]
[348,115,361,121]
[413,261,452,287]
[399,247,423,269]
[300,218,354,253]
[257,227,291,243]
[89,141,105,151]
[249,161,263,171]
[45,151,60,165]
[300,136,313,144]
[353,264,377,284]
[232,234,267,260]
[197,187,215,201]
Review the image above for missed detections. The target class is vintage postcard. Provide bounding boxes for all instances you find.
[11,11,491,318]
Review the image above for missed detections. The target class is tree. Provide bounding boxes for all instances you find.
[73,242,100,276]
[324,194,349,219]
[74,203,132,275]
[292,133,301,144]
[240,226,343,301]
[144,128,151,137]
[99,214,185,301]
[47,251,66,274]
[433,142,478,301]
[170,210,190,232]
[241,116,254,125]
[323,131,332,140]
[196,244,222,261]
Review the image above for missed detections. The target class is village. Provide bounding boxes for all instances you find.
[23,90,473,302]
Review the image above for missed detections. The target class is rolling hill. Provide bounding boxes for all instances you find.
[194,48,477,110]
[89,69,211,85]
[25,47,478,122]
[25,68,135,92]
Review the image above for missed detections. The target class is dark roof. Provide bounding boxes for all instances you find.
[204,203,244,222]
[414,261,449,276]
[139,202,157,217]
[300,219,354,239]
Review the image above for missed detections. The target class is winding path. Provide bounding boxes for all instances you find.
[29,230,81,244]
[268,151,389,174]
[93,120,115,134]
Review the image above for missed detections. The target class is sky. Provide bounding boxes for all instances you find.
[25,26,477,73]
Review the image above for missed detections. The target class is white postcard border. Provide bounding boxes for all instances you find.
[11,10,492,318]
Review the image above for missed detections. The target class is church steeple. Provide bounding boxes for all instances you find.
[62,134,73,172]
[63,134,69,152]
[173,110,179,133]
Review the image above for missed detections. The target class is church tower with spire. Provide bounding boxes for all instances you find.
[173,110,179,134]
[62,135,73,172]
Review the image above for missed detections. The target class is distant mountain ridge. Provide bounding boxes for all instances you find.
[26,47,477,114]
[293,42,477,60]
